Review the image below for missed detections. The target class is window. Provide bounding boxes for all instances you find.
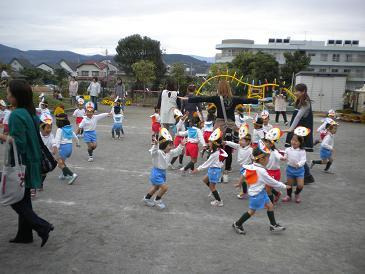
[81,71,89,76]
[308,53,316,57]
[320,54,328,61]
[331,69,338,72]
[358,54,365,62]
[92,71,99,77]
[344,69,351,73]
[319,68,327,72]
[355,69,363,77]
[345,54,352,62]
[332,54,340,62]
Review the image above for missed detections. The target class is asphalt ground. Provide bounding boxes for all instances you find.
[0,105,364,274]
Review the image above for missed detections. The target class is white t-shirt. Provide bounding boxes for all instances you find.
[54,128,78,148]
[79,113,109,131]
[197,150,224,171]
[40,132,57,152]
[252,128,265,144]
[266,149,283,170]
[2,109,11,125]
[284,147,306,168]
[73,108,85,118]
[150,144,184,170]
[113,113,123,124]
[225,141,253,166]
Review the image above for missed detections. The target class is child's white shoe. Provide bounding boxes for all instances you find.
[210,200,224,207]
[68,173,78,185]
[88,156,94,162]
[143,197,155,207]
[154,199,166,209]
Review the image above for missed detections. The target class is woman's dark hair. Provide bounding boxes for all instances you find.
[292,134,305,149]
[158,136,173,150]
[93,77,98,82]
[295,83,311,108]
[166,79,177,91]
[56,113,70,128]
[8,80,36,115]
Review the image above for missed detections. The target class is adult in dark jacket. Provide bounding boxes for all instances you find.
[181,84,204,125]
[284,83,315,184]
[183,80,258,172]
[0,80,54,246]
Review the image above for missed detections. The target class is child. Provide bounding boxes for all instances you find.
[111,105,124,139]
[150,107,161,143]
[252,117,265,148]
[314,109,337,146]
[55,113,79,185]
[179,112,206,175]
[224,125,252,199]
[261,110,273,135]
[54,104,65,117]
[232,141,290,235]
[192,128,227,207]
[282,127,309,203]
[77,102,110,162]
[201,104,216,158]
[38,113,58,192]
[36,100,51,117]
[143,128,186,209]
[73,98,86,137]
[263,128,286,203]
[170,109,188,169]
[235,104,251,129]
[311,121,338,173]
[1,104,12,136]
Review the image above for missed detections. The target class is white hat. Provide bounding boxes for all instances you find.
[209,128,223,142]
[261,110,269,118]
[294,126,311,137]
[85,101,94,111]
[0,100,7,107]
[159,128,173,142]
[239,124,249,139]
[78,98,85,105]
[266,127,282,142]
[328,109,336,116]
[40,113,53,125]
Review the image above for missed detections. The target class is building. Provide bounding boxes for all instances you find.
[295,71,347,112]
[216,38,365,89]
[9,58,33,71]
[76,60,119,80]
[59,59,78,76]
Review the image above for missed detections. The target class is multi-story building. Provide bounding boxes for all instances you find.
[215,38,365,89]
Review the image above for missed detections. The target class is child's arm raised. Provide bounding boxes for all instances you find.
[224,141,240,150]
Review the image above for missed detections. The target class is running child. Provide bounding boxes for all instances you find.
[311,121,338,173]
[232,141,290,235]
[252,116,265,148]
[77,102,110,162]
[150,107,161,143]
[314,109,337,146]
[261,110,273,135]
[201,103,216,158]
[143,128,186,209]
[111,105,124,139]
[235,104,251,129]
[224,124,252,199]
[282,127,309,203]
[73,98,86,137]
[55,113,79,185]
[170,109,188,169]
[192,128,227,207]
[179,112,206,175]
[36,99,51,117]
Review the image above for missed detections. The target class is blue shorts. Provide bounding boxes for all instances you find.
[150,167,166,185]
[207,167,222,184]
[240,167,246,175]
[249,189,271,210]
[286,165,305,179]
[84,130,97,143]
[59,143,72,160]
[112,123,123,131]
[320,147,332,160]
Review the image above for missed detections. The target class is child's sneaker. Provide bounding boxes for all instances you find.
[88,156,94,162]
[179,167,187,176]
[270,223,286,232]
[237,192,248,199]
[282,195,292,202]
[59,174,66,180]
[274,191,282,203]
[68,173,78,185]
[154,199,166,209]
[295,194,301,203]
[232,222,246,235]
[210,200,224,207]
[143,197,155,207]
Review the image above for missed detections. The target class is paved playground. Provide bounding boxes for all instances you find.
[0,105,364,274]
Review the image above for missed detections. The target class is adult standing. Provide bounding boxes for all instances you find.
[185,80,258,172]
[284,83,315,184]
[157,80,179,134]
[68,77,79,106]
[87,77,101,111]
[0,80,54,246]
[114,78,126,110]
[273,87,288,125]
[181,84,204,126]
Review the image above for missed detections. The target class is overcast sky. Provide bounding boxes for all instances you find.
[0,0,364,57]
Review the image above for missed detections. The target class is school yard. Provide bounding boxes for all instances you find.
[0,105,364,274]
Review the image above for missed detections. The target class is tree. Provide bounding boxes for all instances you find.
[170,63,186,90]
[209,63,230,76]
[21,67,56,85]
[131,60,156,90]
[281,51,311,86]
[115,34,166,79]
[230,52,256,78]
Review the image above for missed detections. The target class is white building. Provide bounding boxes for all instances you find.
[76,60,119,80]
[216,38,365,89]
[59,59,78,76]
[36,63,56,74]
[9,58,33,71]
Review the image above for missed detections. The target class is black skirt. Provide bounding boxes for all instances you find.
[285,107,314,152]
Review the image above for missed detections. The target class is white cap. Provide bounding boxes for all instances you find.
[78,98,85,105]
[40,113,53,125]
[261,110,269,118]
[328,109,336,116]
[85,101,95,111]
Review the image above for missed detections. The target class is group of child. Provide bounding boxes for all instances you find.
[145,104,339,235]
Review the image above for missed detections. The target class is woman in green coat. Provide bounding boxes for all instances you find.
[0,80,54,247]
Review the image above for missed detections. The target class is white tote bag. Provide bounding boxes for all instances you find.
[0,137,26,206]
